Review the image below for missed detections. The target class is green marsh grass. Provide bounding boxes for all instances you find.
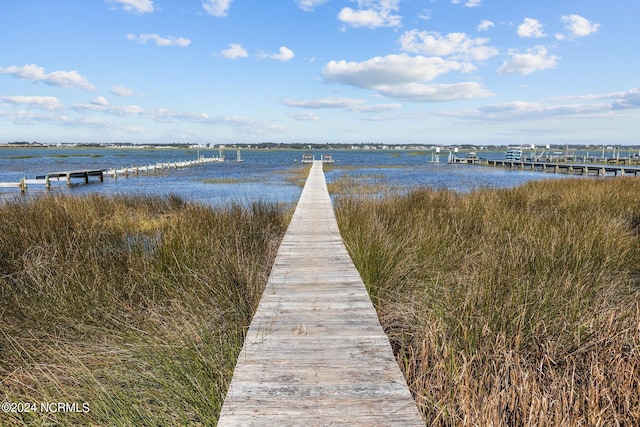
[281,163,312,187]
[0,194,290,426]
[333,176,640,426]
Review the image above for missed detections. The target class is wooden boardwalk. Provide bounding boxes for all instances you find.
[218,161,423,426]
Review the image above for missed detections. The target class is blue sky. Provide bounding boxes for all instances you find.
[1,0,638,146]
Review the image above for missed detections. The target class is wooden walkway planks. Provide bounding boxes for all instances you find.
[218,160,423,426]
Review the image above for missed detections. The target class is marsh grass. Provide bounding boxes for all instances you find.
[327,173,396,197]
[280,164,312,187]
[0,194,290,426]
[334,177,640,426]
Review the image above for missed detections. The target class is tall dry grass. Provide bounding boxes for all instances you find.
[0,194,290,426]
[333,177,640,426]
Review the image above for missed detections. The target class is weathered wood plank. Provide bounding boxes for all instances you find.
[218,160,423,426]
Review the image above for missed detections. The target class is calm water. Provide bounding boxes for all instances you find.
[0,147,583,205]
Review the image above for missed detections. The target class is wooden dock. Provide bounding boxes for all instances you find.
[218,160,423,426]
[36,169,105,184]
[466,159,640,176]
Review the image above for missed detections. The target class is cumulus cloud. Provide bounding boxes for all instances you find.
[260,46,295,61]
[203,0,233,17]
[272,46,295,61]
[107,0,154,14]
[477,20,494,32]
[0,64,95,91]
[323,54,463,88]
[294,0,330,12]
[111,85,142,96]
[497,46,558,75]
[221,43,249,59]
[91,96,109,106]
[338,0,402,29]
[322,54,493,102]
[127,33,191,47]
[561,14,600,37]
[399,30,499,61]
[1,95,63,111]
[517,18,545,38]
[375,82,493,102]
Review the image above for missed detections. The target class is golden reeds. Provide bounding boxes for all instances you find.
[334,177,640,426]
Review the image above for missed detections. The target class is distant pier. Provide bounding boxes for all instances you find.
[486,159,640,176]
[0,155,222,193]
[450,157,640,176]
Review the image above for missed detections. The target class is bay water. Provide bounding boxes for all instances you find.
[0,147,578,205]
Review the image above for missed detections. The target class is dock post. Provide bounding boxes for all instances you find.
[45,175,50,189]
[66,173,71,186]
[19,177,26,193]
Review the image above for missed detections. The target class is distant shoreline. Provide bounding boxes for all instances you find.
[3,141,640,152]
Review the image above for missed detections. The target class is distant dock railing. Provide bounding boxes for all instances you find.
[0,155,223,193]
[485,159,640,176]
[450,157,640,177]
[301,153,334,163]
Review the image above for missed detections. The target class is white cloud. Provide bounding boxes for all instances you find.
[323,54,463,88]
[272,46,295,61]
[517,18,545,38]
[221,43,249,59]
[338,0,402,29]
[497,46,558,75]
[203,0,233,17]
[127,33,191,47]
[1,95,63,111]
[322,54,493,102]
[561,14,600,37]
[611,88,640,109]
[107,0,154,14]
[376,82,493,102]
[0,64,95,91]
[399,30,499,61]
[294,0,330,12]
[111,85,142,97]
[91,96,109,106]
[261,46,295,61]
[477,19,494,32]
